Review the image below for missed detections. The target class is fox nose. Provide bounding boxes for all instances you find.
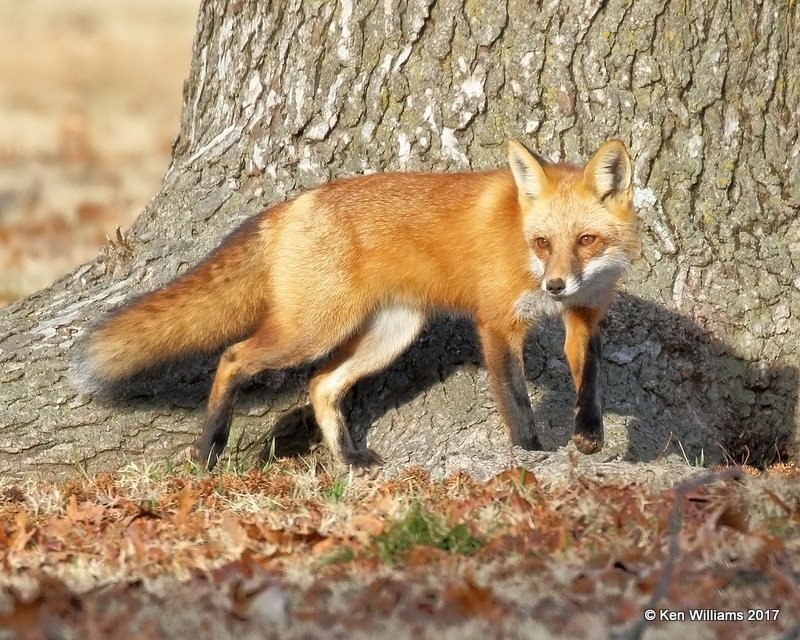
[546,278,566,296]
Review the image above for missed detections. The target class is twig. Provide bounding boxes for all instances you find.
[656,431,674,461]
[612,468,744,640]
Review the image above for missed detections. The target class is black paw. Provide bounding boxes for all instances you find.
[512,430,543,451]
[191,440,223,471]
[572,406,603,454]
[341,448,384,476]
[572,432,602,454]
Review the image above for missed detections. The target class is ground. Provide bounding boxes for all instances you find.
[1,459,799,639]
[0,0,196,305]
[1,4,799,639]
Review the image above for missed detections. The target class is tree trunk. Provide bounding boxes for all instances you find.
[1,0,798,479]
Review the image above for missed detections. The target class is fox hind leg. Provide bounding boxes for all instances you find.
[309,305,426,471]
[193,322,335,470]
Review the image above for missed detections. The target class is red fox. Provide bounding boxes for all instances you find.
[73,139,640,470]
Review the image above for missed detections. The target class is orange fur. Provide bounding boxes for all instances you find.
[73,139,640,469]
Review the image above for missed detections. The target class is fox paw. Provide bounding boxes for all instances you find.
[571,432,603,455]
[573,404,603,454]
[189,441,222,471]
[341,448,384,476]
[512,431,543,451]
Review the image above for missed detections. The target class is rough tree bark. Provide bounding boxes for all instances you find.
[0,0,798,479]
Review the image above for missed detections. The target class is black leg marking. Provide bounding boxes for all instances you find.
[572,332,603,454]
[486,343,542,451]
[334,407,384,471]
[193,387,238,470]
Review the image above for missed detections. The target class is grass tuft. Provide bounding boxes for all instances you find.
[374,501,482,563]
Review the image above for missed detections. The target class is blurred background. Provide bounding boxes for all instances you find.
[0,0,199,306]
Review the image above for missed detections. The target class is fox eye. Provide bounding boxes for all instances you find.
[535,237,549,249]
[578,234,596,246]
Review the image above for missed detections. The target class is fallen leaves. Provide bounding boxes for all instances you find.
[0,462,798,638]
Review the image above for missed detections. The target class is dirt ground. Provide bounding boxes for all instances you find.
[0,0,198,305]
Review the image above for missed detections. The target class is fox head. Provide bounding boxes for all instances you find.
[508,139,641,305]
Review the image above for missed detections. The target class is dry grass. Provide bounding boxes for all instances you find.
[0,0,198,304]
[0,461,798,581]
[1,461,799,637]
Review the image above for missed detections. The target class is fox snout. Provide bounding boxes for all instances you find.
[545,277,567,296]
[540,250,632,302]
[542,273,581,299]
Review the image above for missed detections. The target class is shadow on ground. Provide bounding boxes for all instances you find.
[105,293,797,470]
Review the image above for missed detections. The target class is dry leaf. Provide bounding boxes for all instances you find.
[714,504,749,533]
[173,491,198,529]
[10,512,35,554]
[348,513,384,542]
[221,513,248,551]
[64,494,106,525]
[311,538,337,556]
[442,577,505,622]
[763,489,792,516]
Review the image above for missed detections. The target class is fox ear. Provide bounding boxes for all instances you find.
[508,139,549,200]
[584,140,632,200]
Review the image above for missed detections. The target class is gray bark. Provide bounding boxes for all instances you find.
[1,0,798,479]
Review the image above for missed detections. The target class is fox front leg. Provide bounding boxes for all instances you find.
[563,308,604,454]
[478,323,543,451]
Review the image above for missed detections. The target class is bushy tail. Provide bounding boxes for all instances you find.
[72,219,269,392]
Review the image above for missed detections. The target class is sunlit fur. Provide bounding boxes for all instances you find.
[73,138,640,466]
[510,139,640,320]
[508,138,640,455]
